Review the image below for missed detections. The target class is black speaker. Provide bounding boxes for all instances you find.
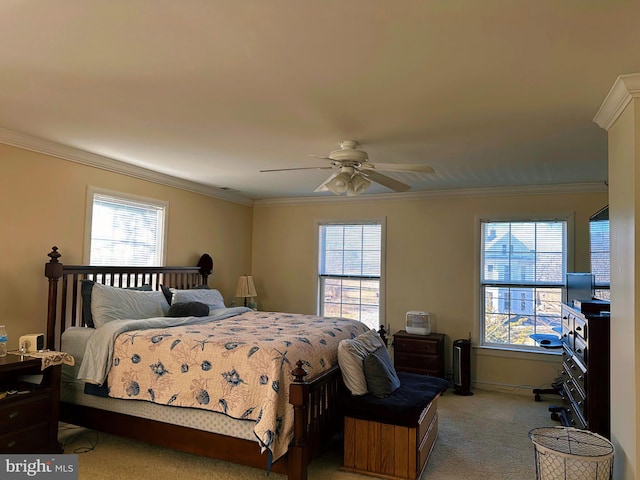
[453,339,473,396]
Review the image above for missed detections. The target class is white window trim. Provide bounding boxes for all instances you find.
[314,217,387,330]
[83,186,169,265]
[474,212,575,353]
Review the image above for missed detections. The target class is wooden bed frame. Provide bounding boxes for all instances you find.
[44,247,344,480]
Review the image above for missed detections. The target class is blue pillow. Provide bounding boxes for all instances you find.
[363,346,401,398]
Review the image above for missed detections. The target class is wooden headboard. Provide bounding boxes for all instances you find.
[44,246,212,350]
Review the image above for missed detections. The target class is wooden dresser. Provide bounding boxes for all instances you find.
[392,331,446,378]
[0,354,61,453]
[560,303,610,438]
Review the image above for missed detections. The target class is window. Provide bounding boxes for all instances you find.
[481,220,567,349]
[87,188,167,266]
[590,206,610,300]
[318,222,383,330]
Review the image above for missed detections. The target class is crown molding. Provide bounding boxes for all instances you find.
[593,73,640,131]
[0,128,254,206]
[254,182,608,207]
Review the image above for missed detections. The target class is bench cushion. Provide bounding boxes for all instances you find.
[342,372,449,427]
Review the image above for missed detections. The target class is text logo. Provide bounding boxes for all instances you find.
[2,455,78,479]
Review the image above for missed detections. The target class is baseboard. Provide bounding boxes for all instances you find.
[471,381,550,396]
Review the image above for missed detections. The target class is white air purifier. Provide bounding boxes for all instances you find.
[406,311,431,335]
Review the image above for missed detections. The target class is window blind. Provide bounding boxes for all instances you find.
[319,224,381,277]
[90,193,166,266]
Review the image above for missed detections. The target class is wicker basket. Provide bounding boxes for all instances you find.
[529,426,614,480]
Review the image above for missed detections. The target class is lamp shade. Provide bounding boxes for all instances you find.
[235,275,257,299]
[347,174,371,196]
[326,171,351,195]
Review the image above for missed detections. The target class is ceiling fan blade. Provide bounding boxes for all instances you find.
[314,172,341,192]
[364,170,412,192]
[260,166,334,173]
[360,162,434,173]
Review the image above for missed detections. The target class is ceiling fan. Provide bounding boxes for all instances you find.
[260,140,434,196]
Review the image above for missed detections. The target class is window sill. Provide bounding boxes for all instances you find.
[474,345,562,362]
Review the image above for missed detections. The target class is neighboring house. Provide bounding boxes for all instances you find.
[483,231,535,316]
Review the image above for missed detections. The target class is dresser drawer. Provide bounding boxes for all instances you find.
[0,422,49,453]
[394,338,440,355]
[566,405,587,430]
[573,336,587,367]
[0,393,51,432]
[395,352,441,370]
[561,316,573,350]
[574,315,587,342]
[563,356,586,396]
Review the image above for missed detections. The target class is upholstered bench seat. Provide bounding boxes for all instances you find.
[342,372,449,480]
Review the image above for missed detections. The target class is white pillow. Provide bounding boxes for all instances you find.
[170,288,226,309]
[337,329,386,396]
[91,283,169,328]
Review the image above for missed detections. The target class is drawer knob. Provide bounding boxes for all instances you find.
[8,411,19,420]
[7,440,16,448]
[576,326,582,332]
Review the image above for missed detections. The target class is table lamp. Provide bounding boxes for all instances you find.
[236,275,257,308]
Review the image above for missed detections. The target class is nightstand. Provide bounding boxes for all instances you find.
[393,331,446,378]
[0,354,61,453]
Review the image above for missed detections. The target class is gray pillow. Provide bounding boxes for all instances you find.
[363,346,401,398]
[160,284,210,305]
[338,329,386,396]
[81,280,152,328]
[91,283,169,328]
[167,301,210,317]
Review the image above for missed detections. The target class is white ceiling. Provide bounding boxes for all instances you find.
[1,1,638,201]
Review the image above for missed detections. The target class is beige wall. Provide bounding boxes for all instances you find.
[252,190,607,392]
[1,144,253,351]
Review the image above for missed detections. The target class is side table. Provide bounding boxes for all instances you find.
[0,353,61,453]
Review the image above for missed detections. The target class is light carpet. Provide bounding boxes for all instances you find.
[60,388,559,479]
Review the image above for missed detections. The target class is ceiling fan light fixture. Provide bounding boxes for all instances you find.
[326,171,351,194]
[347,174,371,196]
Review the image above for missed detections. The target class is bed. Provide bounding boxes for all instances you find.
[44,246,371,480]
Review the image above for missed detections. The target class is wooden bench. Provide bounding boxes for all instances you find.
[341,372,448,480]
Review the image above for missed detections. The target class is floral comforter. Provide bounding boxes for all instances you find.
[105,310,368,461]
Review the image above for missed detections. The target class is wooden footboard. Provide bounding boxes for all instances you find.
[45,247,344,480]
